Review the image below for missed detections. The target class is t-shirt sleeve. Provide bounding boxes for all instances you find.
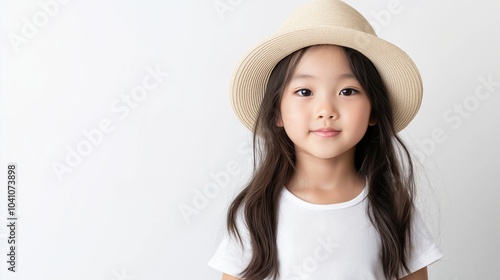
[208,210,253,278]
[399,207,444,277]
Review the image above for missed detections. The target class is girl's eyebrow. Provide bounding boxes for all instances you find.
[290,74,315,81]
[291,73,357,81]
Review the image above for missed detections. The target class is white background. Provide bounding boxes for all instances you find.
[0,0,499,279]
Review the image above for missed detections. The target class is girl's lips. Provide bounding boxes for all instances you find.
[311,130,340,137]
[312,131,340,137]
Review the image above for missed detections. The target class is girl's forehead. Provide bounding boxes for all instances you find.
[293,45,353,77]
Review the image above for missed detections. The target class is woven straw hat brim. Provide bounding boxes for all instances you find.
[231,1,423,134]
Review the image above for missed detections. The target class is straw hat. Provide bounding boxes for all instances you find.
[230,0,422,133]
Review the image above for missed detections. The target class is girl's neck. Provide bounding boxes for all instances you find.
[287,147,363,193]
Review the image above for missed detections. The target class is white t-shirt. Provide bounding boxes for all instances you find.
[208,183,443,279]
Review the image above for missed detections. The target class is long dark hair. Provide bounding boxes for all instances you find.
[227,45,416,279]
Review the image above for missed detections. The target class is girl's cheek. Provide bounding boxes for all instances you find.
[284,109,304,121]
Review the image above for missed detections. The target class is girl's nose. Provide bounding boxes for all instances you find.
[318,111,335,119]
[316,98,337,120]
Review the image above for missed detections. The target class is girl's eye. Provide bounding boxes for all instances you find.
[339,88,359,96]
[295,89,312,97]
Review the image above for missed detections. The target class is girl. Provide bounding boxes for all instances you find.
[209,0,443,279]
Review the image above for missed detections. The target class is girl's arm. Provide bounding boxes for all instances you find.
[222,273,240,280]
[400,267,428,280]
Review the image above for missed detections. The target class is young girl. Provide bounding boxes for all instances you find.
[209,0,443,279]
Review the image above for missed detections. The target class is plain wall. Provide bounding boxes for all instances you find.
[0,0,499,279]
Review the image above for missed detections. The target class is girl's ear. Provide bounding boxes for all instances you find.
[369,113,377,126]
[275,115,284,127]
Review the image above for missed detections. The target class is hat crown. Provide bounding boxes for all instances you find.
[278,0,375,36]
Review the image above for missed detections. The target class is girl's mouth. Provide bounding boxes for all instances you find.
[311,127,340,137]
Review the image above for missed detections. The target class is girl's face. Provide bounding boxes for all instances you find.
[277,45,375,162]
